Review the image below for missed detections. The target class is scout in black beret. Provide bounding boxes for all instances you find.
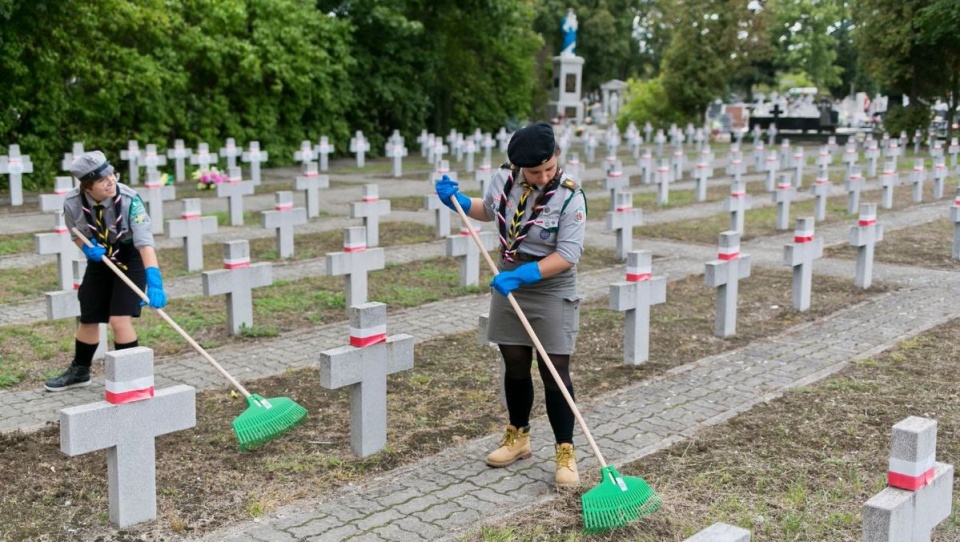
[507,121,557,168]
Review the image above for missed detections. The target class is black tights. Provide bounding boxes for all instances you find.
[499,344,575,444]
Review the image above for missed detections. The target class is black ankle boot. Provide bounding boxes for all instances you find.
[44,365,91,392]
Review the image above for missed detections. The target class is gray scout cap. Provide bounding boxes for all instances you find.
[70,150,115,183]
[507,121,556,168]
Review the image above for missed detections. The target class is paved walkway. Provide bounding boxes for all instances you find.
[1,157,957,540]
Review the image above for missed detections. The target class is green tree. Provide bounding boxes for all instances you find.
[617,76,686,129]
[769,0,846,93]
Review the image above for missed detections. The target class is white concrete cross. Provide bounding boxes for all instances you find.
[783,217,822,311]
[416,129,430,158]
[705,231,751,337]
[319,302,414,458]
[120,140,142,186]
[59,347,195,528]
[655,159,671,206]
[671,147,685,182]
[865,140,881,178]
[166,198,217,272]
[165,139,192,183]
[139,145,167,182]
[684,522,751,542]
[61,142,85,172]
[316,136,335,172]
[773,175,795,230]
[605,191,643,261]
[142,170,176,235]
[932,156,947,199]
[445,221,497,287]
[844,164,865,215]
[850,202,883,289]
[189,142,217,171]
[764,150,780,192]
[386,141,408,178]
[0,144,33,206]
[215,167,255,226]
[430,159,454,184]
[350,184,391,248]
[480,133,496,166]
[604,160,628,211]
[724,179,752,234]
[791,146,805,188]
[261,191,307,258]
[583,132,599,163]
[653,130,666,158]
[751,141,765,172]
[325,226,386,310]
[241,141,268,186]
[35,213,76,290]
[863,416,953,542]
[810,164,831,221]
[462,138,477,173]
[910,158,926,203]
[39,176,75,214]
[879,160,899,210]
[218,138,242,170]
[609,250,666,365]
[202,240,273,335]
[294,139,317,169]
[294,161,329,218]
[884,140,902,171]
[475,161,494,196]
[349,131,371,168]
[424,193,451,239]
[43,260,108,362]
[639,147,653,184]
[496,127,510,154]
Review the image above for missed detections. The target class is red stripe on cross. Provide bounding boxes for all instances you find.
[794,235,813,243]
[105,387,155,405]
[859,218,876,226]
[361,196,379,202]
[274,203,294,211]
[626,272,651,282]
[349,324,387,347]
[181,213,201,219]
[888,467,935,491]
[224,259,251,269]
[344,243,367,252]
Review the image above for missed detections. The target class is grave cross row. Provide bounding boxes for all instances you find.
[782,217,822,311]
[705,231,752,338]
[261,191,307,258]
[166,199,218,272]
[609,250,666,365]
[325,226,386,310]
[202,240,273,335]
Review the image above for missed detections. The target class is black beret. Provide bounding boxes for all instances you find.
[507,121,556,168]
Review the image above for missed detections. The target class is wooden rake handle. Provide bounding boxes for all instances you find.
[449,199,609,469]
[71,227,253,399]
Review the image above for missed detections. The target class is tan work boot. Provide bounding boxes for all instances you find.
[486,425,532,467]
[554,443,580,487]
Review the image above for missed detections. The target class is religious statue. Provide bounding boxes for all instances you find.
[561,9,577,57]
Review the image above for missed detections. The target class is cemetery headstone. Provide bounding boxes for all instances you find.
[325,226,386,309]
[0,144,33,206]
[166,139,192,183]
[316,136,335,172]
[609,250,666,365]
[241,141,268,186]
[261,191,307,258]
[704,231,752,337]
[215,167,255,226]
[120,140,142,186]
[318,302,414,457]
[684,523,751,542]
[350,184,391,248]
[166,199,218,272]
[349,131,371,168]
[782,217,822,311]
[189,142,217,171]
[294,161,329,218]
[724,179,751,235]
[201,240,273,335]
[219,138,242,170]
[605,191,643,261]
[850,203,883,289]
[445,222,497,287]
[143,171,176,235]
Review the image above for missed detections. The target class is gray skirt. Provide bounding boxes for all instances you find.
[487,266,581,355]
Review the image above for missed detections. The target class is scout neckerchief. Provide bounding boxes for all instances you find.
[81,191,128,270]
[496,168,562,263]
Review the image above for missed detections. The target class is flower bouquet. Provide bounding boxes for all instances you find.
[192,167,227,190]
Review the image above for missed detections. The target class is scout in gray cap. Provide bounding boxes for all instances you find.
[434,121,587,487]
[45,150,168,392]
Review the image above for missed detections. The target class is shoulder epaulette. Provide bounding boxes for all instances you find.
[499,161,513,169]
[560,178,579,191]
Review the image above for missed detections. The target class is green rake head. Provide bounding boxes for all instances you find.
[582,465,662,533]
[233,394,308,451]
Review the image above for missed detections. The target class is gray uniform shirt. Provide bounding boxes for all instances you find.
[63,183,155,249]
[481,166,587,264]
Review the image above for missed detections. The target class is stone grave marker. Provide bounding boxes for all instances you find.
[656,159,671,206]
[684,523,751,542]
[35,213,76,290]
[349,131,370,168]
[792,146,805,188]
[219,138,242,170]
[59,347,195,528]
[878,160,899,210]
[386,141,408,178]
[216,167,255,226]
[850,202,883,289]
[142,170,176,235]
[424,194,451,239]
[241,141,268,186]
[932,156,947,199]
[120,140,142,186]
[783,217,822,311]
[475,161,494,195]
[604,160,627,210]
[316,136,335,172]
[350,184,391,248]
[294,161,329,218]
[845,164,865,215]
[764,150,780,192]
[693,152,712,202]
[325,226,385,309]
[445,221,497,286]
[294,139,317,170]
[166,198,217,272]
[261,191,307,258]
[724,179,751,235]
[773,175,795,230]
[202,240,273,335]
[705,231,752,337]
[609,250,666,365]
[810,164,831,221]
[319,302,414,457]
[606,191,643,261]
[39,176,75,214]
[752,140,765,172]
[862,416,953,542]
[910,159,926,203]
[61,142,85,172]
[865,140,880,177]
[842,142,859,179]
[671,147,685,182]
[139,144,167,181]
[639,147,653,184]
[583,132,598,163]
[0,144,33,206]
[189,142,218,171]
[166,139,192,182]
[462,138,477,172]
[653,129,666,158]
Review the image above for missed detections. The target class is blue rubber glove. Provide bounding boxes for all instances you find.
[490,262,542,297]
[80,238,106,262]
[435,175,471,213]
[144,267,167,309]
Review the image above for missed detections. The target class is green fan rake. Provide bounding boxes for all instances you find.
[73,228,307,450]
[449,200,662,533]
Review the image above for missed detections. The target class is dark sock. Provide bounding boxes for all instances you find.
[114,339,139,350]
[504,376,534,429]
[72,339,100,368]
[544,385,576,444]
